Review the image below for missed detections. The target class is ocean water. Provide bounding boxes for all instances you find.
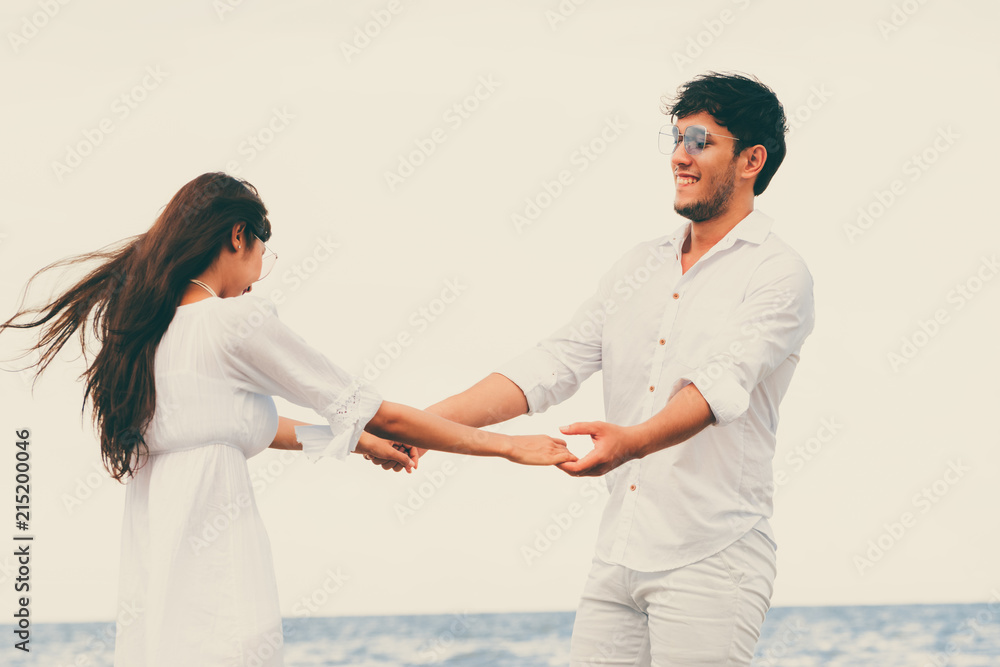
[3,604,998,666]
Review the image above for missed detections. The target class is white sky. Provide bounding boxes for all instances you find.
[1,0,998,624]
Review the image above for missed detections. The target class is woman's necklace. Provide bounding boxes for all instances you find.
[189,279,218,298]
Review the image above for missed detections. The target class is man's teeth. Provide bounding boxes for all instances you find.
[677,176,699,185]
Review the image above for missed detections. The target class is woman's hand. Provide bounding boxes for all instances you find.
[504,434,577,466]
[371,443,417,472]
[355,433,415,473]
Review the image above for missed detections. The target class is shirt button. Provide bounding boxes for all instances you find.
[658,338,665,345]
[649,385,655,392]
[672,292,680,300]
[630,484,637,491]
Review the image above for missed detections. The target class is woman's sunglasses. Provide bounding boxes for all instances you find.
[252,232,277,281]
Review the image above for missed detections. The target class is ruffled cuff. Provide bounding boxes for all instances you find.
[294,380,383,462]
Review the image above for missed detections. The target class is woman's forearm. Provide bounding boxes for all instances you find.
[269,416,308,450]
[365,401,513,458]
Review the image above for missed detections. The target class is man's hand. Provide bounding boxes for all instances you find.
[557,386,715,476]
[556,421,640,476]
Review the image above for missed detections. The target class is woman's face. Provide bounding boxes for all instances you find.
[238,233,265,295]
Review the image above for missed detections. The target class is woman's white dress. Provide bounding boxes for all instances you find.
[113,293,381,666]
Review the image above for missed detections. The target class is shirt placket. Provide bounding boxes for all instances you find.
[643,259,686,422]
[608,241,685,562]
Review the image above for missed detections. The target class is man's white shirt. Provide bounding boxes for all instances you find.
[497,209,815,572]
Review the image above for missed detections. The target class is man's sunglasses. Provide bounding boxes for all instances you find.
[659,124,741,156]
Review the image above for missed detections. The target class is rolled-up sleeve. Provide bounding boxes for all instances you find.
[495,260,621,415]
[218,295,382,461]
[679,256,815,427]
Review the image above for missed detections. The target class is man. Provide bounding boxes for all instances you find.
[372,71,815,665]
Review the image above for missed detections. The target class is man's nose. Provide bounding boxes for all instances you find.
[671,141,692,170]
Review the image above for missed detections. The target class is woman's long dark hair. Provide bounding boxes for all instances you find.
[0,173,272,481]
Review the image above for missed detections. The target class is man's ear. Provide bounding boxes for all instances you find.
[742,145,767,183]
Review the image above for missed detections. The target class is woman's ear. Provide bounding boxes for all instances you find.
[231,222,246,250]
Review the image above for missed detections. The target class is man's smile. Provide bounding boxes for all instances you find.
[675,172,700,187]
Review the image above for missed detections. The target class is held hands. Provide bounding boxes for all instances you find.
[556,421,640,477]
[363,436,577,469]
[362,436,424,473]
[355,433,415,473]
[363,421,640,475]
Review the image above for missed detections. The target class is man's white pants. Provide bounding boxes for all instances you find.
[569,527,777,666]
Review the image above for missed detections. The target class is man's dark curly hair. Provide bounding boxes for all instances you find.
[662,72,787,195]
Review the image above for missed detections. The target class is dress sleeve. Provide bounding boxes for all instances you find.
[217,295,382,462]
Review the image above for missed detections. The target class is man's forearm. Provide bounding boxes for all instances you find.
[631,383,716,459]
[375,373,529,469]
[555,383,716,477]
[424,372,529,427]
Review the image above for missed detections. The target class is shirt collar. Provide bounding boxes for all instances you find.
[662,209,774,253]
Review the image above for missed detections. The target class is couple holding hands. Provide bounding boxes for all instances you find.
[3,72,814,666]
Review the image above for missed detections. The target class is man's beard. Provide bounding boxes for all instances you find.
[674,160,737,223]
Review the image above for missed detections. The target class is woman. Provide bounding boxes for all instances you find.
[0,172,575,666]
